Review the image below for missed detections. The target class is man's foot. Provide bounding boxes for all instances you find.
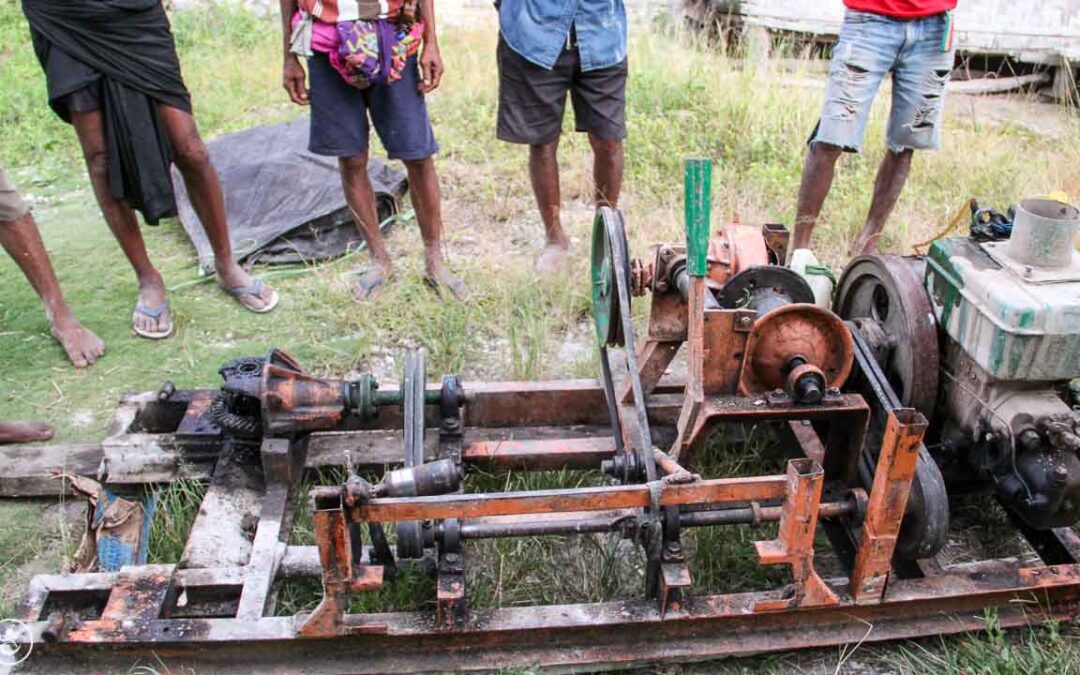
[536,240,570,275]
[0,420,54,444]
[216,261,278,313]
[351,264,391,303]
[423,259,470,303]
[132,274,173,339]
[851,231,882,257]
[50,316,105,368]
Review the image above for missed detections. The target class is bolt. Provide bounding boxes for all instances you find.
[665,541,682,554]
[738,315,753,328]
[445,552,460,563]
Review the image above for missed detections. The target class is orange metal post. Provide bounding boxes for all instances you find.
[753,458,839,611]
[850,408,928,604]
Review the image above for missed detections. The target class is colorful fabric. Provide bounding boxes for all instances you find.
[333,19,423,88]
[291,1,422,89]
[843,0,956,19]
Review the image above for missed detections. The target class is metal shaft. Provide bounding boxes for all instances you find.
[453,500,857,540]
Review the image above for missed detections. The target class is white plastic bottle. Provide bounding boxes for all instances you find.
[789,248,835,309]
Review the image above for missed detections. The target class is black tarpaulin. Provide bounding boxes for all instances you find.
[174,117,408,271]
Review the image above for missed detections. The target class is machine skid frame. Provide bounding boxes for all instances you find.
[4,375,1080,673]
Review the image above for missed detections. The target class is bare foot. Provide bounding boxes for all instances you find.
[851,229,883,257]
[50,315,105,368]
[423,257,470,302]
[216,261,277,312]
[132,272,172,339]
[0,420,54,444]
[536,240,569,275]
[352,263,392,303]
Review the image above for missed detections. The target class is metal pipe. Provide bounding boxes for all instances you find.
[460,515,631,539]
[673,264,721,310]
[454,499,857,539]
[679,499,855,527]
[372,389,443,407]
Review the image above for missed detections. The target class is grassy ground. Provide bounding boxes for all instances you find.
[2,1,1080,671]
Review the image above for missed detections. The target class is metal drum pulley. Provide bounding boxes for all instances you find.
[835,255,949,559]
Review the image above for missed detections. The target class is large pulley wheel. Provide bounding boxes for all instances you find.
[834,255,939,419]
[836,255,948,560]
[591,207,658,486]
[591,208,631,347]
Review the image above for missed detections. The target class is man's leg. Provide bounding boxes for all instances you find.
[792,10,897,254]
[852,148,914,256]
[339,154,393,301]
[792,142,845,251]
[0,211,105,367]
[589,134,624,209]
[529,140,569,273]
[401,156,465,297]
[156,105,275,310]
[859,12,954,257]
[0,421,53,444]
[496,34,571,273]
[70,109,172,337]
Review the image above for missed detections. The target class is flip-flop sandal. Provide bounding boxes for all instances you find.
[351,269,389,302]
[132,303,174,340]
[226,278,279,314]
[423,274,471,303]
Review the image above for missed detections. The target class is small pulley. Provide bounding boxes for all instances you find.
[591,208,632,347]
[396,350,428,559]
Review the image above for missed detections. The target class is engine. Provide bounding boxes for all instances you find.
[837,198,1080,529]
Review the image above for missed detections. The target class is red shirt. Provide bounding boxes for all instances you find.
[844,0,957,18]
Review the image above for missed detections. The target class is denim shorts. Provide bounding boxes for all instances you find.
[811,10,955,153]
[308,53,439,161]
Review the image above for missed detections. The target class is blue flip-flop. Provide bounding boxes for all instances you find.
[351,269,390,302]
[225,278,279,314]
[132,302,173,340]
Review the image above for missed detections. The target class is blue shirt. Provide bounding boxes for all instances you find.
[498,0,627,72]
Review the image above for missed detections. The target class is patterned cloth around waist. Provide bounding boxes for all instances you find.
[292,11,424,89]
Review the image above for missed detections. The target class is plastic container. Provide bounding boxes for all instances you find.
[789,248,835,308]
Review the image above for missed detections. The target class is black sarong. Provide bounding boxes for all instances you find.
[22,0,193,224]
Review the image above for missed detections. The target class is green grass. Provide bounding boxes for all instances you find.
[2,1,1080,671]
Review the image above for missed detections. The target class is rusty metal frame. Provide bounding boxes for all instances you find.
[4,372,1080,671]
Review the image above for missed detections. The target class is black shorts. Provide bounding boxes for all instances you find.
[496,34,627,145]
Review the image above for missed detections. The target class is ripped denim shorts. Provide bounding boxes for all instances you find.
[810,9,956,153]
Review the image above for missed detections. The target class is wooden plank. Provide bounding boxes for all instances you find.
[236,485,289,620]
[180,451,264,569]
[0,443,103,497]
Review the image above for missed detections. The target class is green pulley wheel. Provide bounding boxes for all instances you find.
[591,207,630,347]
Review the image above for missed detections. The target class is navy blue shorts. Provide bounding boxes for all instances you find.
[307,52,439,160]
